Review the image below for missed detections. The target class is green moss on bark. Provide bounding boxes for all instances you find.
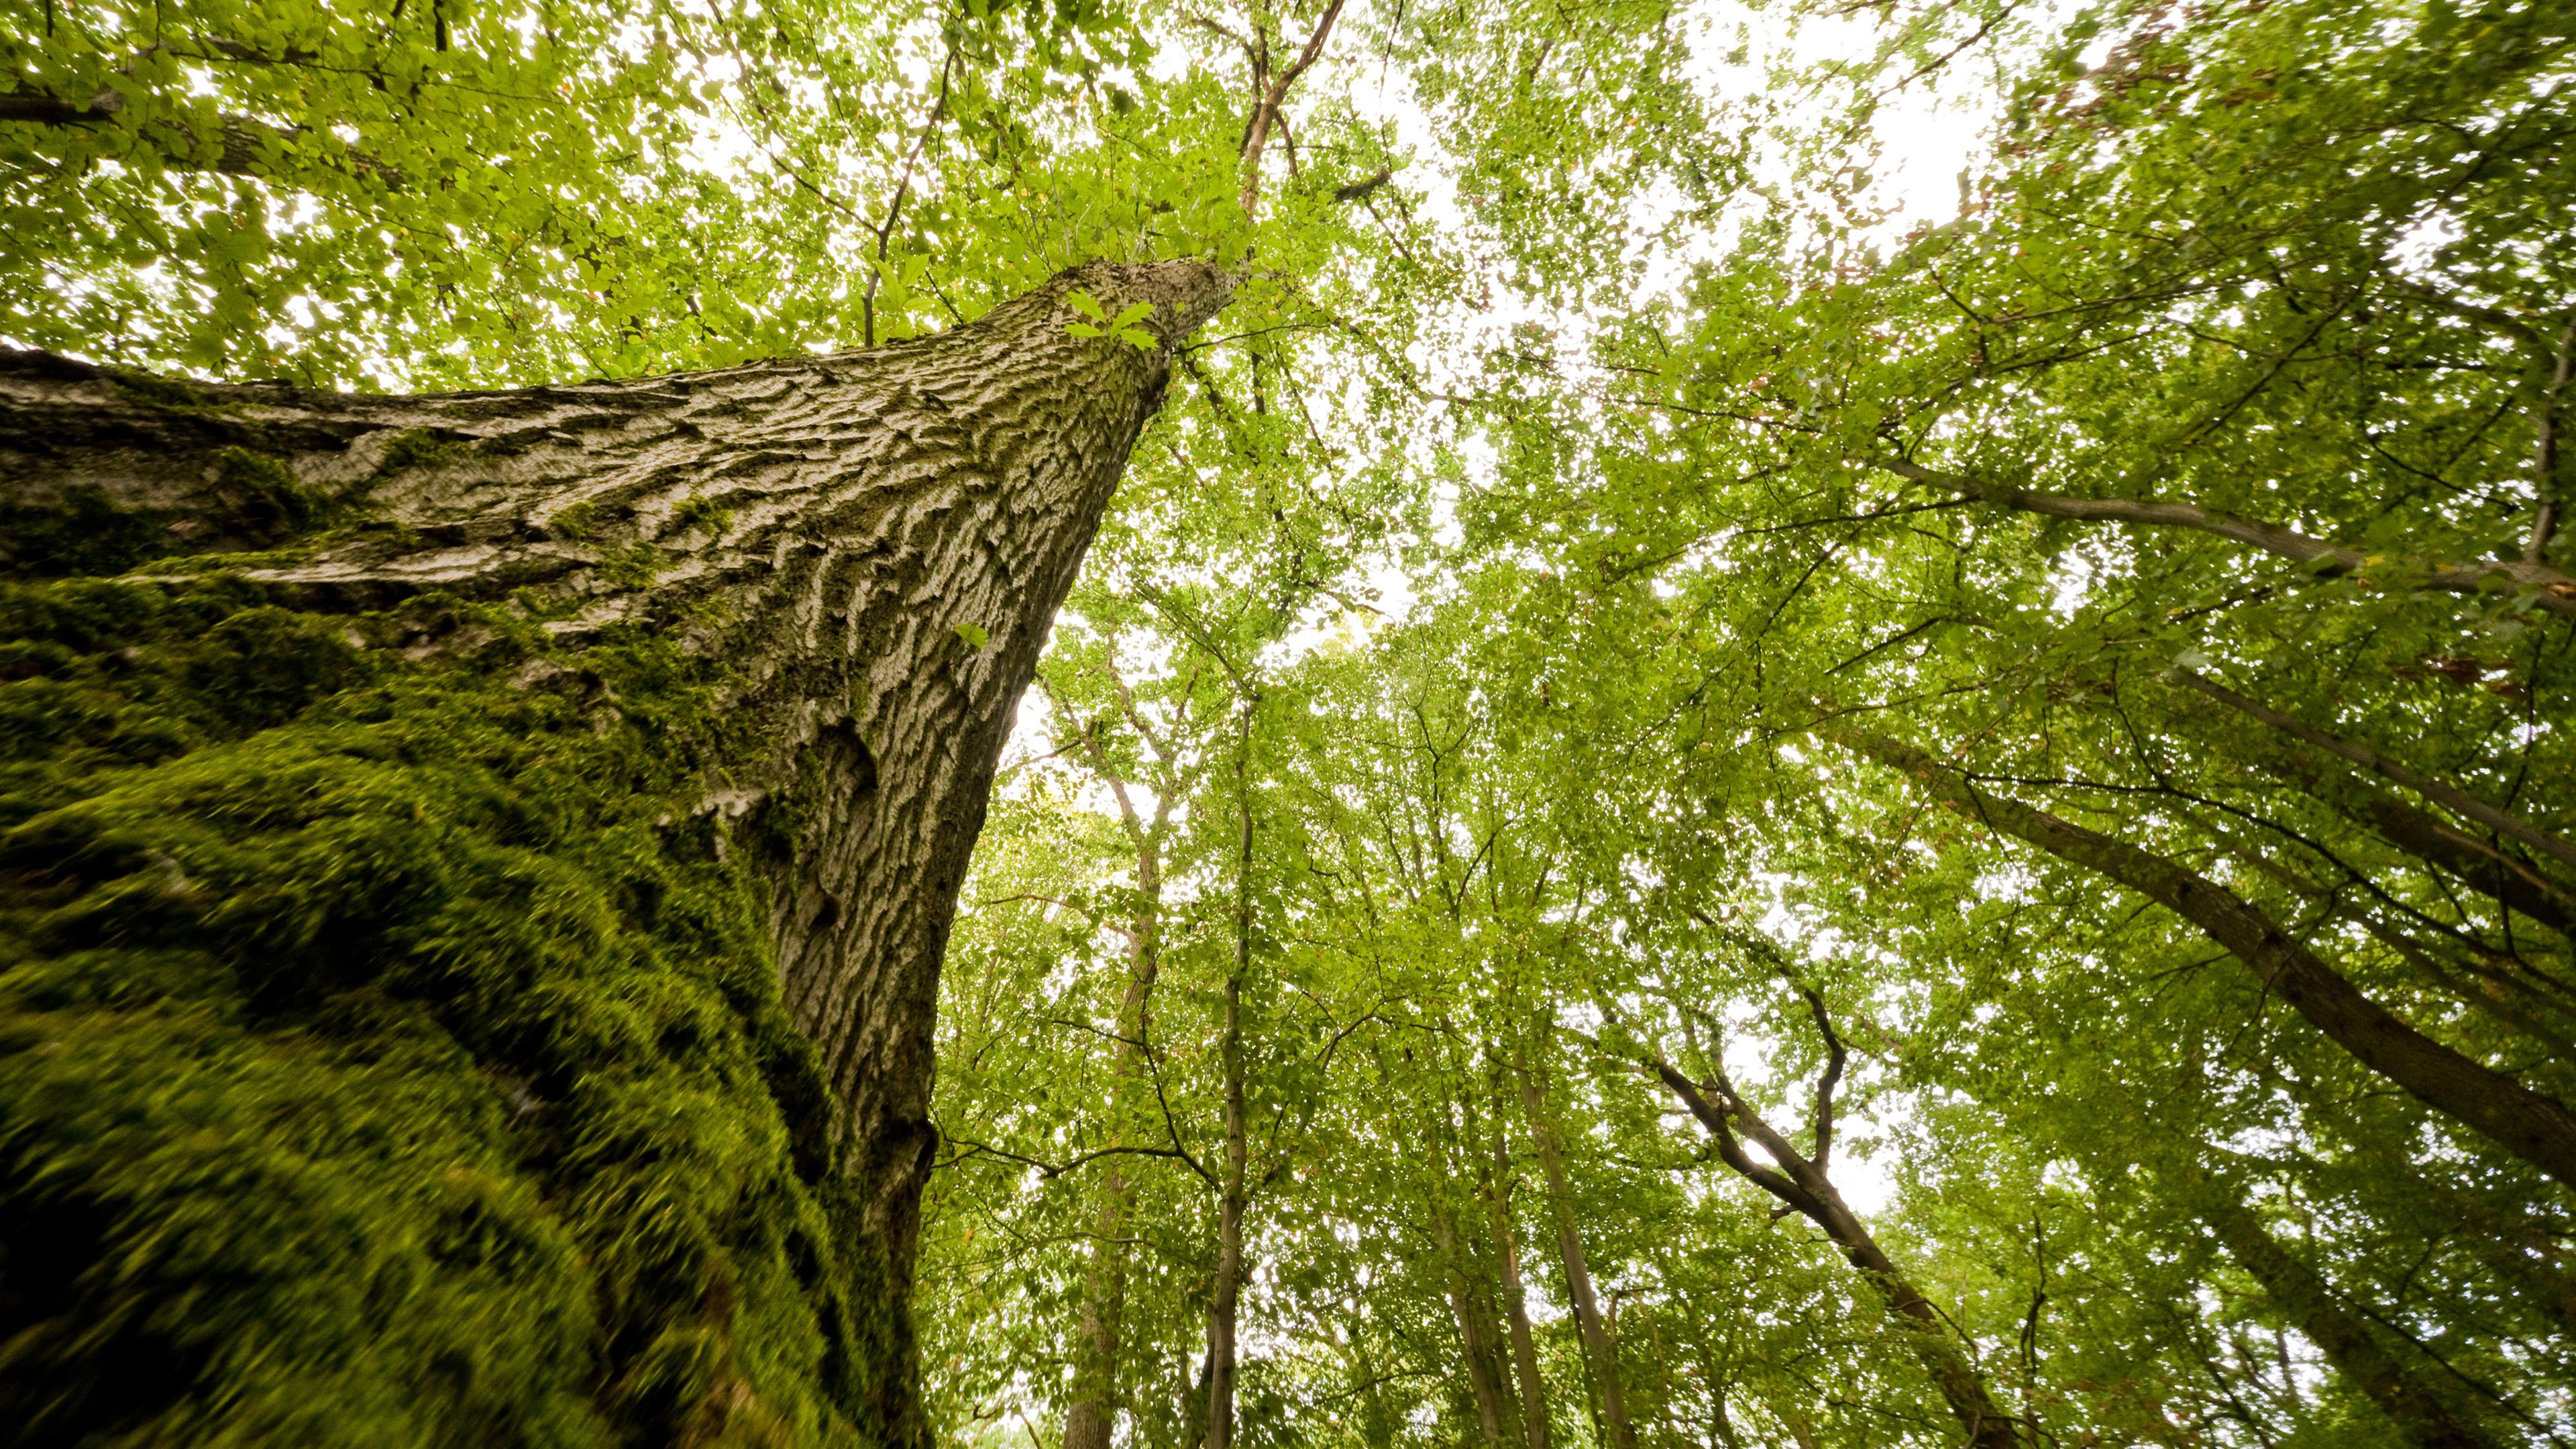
[0,561,898,1446]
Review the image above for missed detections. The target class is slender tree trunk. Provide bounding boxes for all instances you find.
[1688,1324,1746,1449]
[1066,835,1166,1449]
[1839,727,2576,1189]
[1516,1047,1638,1449]
[1065,1165,1132,1449]
[1431,1187,1515,1446]
[1485,1123,1553,1449]
[0,259,1231,1446]
[1640,1302,1678,1447]
[2195,1191,2496,1449]
[1457,1083,1529,1449]
[1205,969,1245,1449]
[1206,708,1256,1449]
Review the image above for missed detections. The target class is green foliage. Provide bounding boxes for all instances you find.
[10,0,2575,1442]
[919,1,2576,1446]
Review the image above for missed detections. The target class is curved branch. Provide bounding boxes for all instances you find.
[1874,458,2576,618]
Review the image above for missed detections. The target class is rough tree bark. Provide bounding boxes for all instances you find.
[0,258,1231,1446]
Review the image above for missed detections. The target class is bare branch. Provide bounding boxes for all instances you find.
[863,47,957,347]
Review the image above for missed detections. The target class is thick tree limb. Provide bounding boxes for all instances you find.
[2194,1188,2499,1449]
[1332,168,1393,203]
[1835,726,2576,1189]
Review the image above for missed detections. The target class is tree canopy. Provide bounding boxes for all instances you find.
[5,0,2573,1446]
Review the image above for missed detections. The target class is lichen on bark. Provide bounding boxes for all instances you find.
[0,259,1232,1446]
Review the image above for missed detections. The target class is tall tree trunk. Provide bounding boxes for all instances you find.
[1066,827,1167,1449]
[1065,1163,1133,1449]
[1516,1046,1638,1449]
[0,260,1230,1447]
[1456,1081,1529,1449]
[1206,707,1257,1449]
[1638,1301,1678,1446]
[1839,727,2576,1189]
[1483,1118,1552,1449]
[2195,1191,2496,1449]
[1430,1185,1515,1446]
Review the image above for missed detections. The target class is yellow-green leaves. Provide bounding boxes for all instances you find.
[1063,290,1159,350]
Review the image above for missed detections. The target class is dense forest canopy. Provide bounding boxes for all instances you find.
[3,0,2573,1446]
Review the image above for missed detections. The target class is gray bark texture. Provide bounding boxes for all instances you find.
[0,257,1232,1446]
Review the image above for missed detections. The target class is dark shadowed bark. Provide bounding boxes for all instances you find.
[0,257,1233,1442]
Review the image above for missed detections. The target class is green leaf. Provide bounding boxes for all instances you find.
[1066,289,1108,321]
[954,623,989,649]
